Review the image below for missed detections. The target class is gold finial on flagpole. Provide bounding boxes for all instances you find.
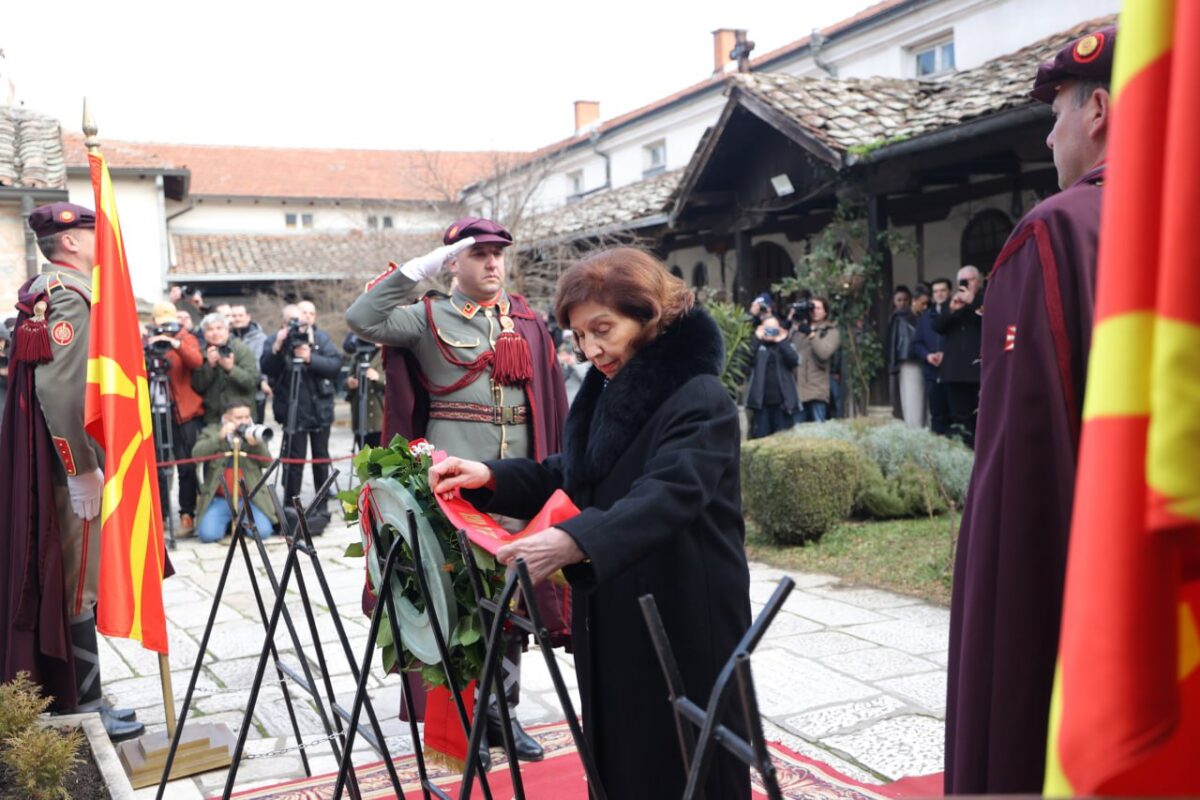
[82,97,100,153]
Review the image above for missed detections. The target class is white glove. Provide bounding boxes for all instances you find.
[67,467,105,521]
[398,237,476,282]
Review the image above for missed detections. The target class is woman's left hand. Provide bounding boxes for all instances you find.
[497,527,585,585]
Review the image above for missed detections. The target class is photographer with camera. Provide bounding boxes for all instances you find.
[932,265,984,447]
[745,314,799,438]
[145,302,205,535]
[789,296,840,423]
[191,401,276,543]
[342,332,384,448]
[261,300,340,518]
[192,312,258,425]
[228,304,271,423]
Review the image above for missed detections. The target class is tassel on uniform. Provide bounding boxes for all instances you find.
[491,330,532,387]
[14,301,53,365]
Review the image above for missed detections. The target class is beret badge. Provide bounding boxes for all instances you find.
[59,209,76,223]
[1074,33,1103,64]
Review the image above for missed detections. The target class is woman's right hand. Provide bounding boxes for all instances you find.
[429,457,493,499]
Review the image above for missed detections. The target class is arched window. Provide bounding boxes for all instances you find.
[670,265,684,279]
[692,262,708,289]
[961,209,1013,271]
[747,242,794,303]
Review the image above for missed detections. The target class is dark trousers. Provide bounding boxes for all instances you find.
[802,400,829,423]
[283,427,331,511]
[927,379,951,436]
[750,404,794,439]
[155,416,202,517]
[946,382,980,448]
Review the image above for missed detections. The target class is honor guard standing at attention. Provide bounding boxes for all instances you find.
[0,203,144,741]
[346,217,569,766]
[945,27,1115,794]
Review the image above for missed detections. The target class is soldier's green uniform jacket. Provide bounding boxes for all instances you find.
[345,348,386,435]
[345,270,532,461]
[191,336,259,425]
[192,423,279,525]
[30,264,102,483]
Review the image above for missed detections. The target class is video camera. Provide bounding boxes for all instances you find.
[790,298,815,333]
[147,321,182,354]
[233,422,274,443]
[285,318,311,355]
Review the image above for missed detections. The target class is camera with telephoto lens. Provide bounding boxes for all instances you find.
[285,318,311,354]
[790,298,815,334]
[233,422,273,443]
[148,321,182,354]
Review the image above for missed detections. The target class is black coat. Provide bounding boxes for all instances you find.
[932,290,984,384]
[475,307,751,799]
[745,336,800,413]
[260,325,341,429]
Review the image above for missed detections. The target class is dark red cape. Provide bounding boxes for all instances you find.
[0,284,77,710]
[945,163,1104,793]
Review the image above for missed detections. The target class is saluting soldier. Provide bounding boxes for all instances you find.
[347,217,569,766]
[0,203,143,741]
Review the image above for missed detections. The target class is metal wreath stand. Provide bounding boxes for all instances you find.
[331,478,606,800]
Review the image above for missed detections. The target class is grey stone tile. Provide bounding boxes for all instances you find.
[877,671,947,714]
[783,694,906,738]
[204,619,288,660]
[823,714,944,780]
[880,604,952,627]
[772,631,877,659]
[924,650,949,667]
[840,619,949,655]
[784,593,890,627]
[750,648,876,717]
[97,634,135,681]
[821,648,940,682]
[760,719,883,785]
[808,584,923,609]
[759,610,824,638]
[107,670,217,711]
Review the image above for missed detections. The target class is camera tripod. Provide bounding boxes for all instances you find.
[147,362,177,551]
[351,355,375,452]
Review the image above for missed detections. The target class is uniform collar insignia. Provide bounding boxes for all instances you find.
[451,290,509,320]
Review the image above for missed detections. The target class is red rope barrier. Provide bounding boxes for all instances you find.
[157,452,357,468]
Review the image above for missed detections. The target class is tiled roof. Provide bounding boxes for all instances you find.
[0,106,66,189]
[64,133,523,202]
[730,14,1117,160]
[170,231,435,280]
[521,169,683,245]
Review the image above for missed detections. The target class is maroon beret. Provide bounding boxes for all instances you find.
[28,203,96,238]
[443,217,513,247]
[1031,26,1117,104]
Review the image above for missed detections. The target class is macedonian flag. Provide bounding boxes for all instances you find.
[83,151,169,654]
[1044,1,1200,794]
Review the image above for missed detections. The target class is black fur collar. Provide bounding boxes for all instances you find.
[563,306,724,490]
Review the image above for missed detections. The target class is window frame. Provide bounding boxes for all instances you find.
[643,140,667,178]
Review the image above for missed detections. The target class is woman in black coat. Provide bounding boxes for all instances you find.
[431,248,751,799]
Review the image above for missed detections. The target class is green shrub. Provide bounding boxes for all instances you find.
[742,436,859,544]
[0,671,51,742]
[1,725,82,800]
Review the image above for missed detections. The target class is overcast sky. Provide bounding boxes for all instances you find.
[3,0,875,153]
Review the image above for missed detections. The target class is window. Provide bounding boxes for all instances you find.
[567,170,584,197]
[285,212,297,228]
[643,140,667,177]
[692,262,709,289]
[301,213,313,229]
[914,38,955,78]
[960,209,1013,270]
[382,216,394,229]
[669,265,683,279]
[367,215,378,229]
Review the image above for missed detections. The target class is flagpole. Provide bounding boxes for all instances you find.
[83,98,178,739]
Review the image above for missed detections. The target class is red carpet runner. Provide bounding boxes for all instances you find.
[224,722,942,799]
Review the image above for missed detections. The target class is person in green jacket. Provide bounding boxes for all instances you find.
[191,313,258,425]
[192,401,277,543]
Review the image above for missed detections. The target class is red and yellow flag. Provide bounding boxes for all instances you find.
[1045,1,1200,794]
[83,151,169,655]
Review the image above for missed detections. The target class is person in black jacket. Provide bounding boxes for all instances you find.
[745,314,800,438]
[260,300,341,514]
[913,278,951,435]
[932,266,984,447]
[430,248,751,800]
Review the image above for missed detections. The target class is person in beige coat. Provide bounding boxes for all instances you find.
[790,297,840,422]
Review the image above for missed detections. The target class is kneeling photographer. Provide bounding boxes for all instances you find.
[145,302,205,535]
[789,296,840,422]
[192,401,276,543]
[192,312,259,425]
[261,301,340,519]
[343,333,384,449]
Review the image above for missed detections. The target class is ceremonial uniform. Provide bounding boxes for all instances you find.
[0,203,142,740]
[946,28,1114,794]
[346,217,568,764]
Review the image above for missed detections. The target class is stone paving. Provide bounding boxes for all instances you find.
[109,419,949,798]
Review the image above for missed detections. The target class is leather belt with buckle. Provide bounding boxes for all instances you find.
[429,401,530,425]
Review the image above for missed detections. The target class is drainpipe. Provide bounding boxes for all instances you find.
[812,29,838,77]
[589,131,611,191]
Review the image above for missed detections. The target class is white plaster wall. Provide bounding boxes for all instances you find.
[169,199,446,234]
[67,174,167,303]
[663,244,728,296]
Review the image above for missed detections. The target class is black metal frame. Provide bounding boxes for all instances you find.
[638,577,796,800]
[147,366,177,551]
[455,532,607,800]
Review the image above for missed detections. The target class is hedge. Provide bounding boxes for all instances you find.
[741,436,860,544]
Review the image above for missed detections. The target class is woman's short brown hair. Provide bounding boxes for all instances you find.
[554,248,694,344]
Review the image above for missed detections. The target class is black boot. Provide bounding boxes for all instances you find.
[68,612,145,743]
[486,700,543,763]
